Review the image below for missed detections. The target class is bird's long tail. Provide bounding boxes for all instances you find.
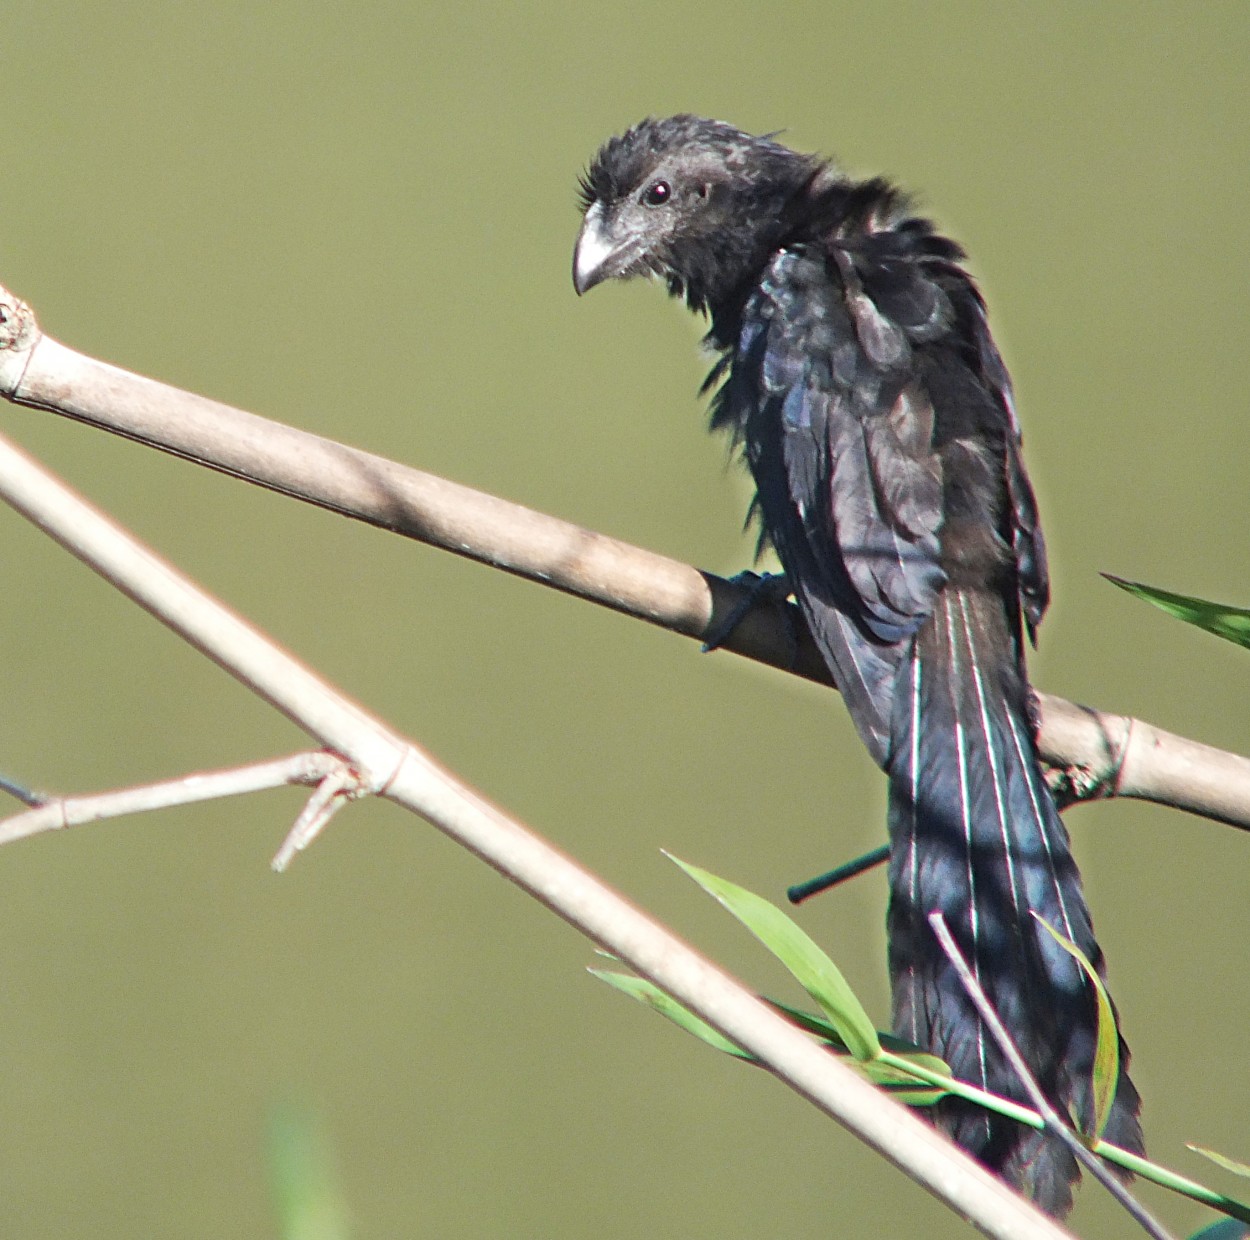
[886,588,1143,1216]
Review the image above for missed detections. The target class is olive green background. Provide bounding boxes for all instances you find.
[2,4,1248,1237]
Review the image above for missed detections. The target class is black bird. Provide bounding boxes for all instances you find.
[573,115,1142,1214]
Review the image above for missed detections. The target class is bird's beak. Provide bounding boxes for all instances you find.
[573,202,617,295]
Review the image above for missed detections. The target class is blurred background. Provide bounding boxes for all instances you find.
[2,3,1248,1236]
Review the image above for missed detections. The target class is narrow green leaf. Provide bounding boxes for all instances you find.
[1107,1143,1250,1225]
[1190,1146,1250,1179]
[268,1104,350,1240]
[589,969,755,1060]
[666,853,880,1060]
[592,970,950,1105]
[1034,914,1119,1140]
[877,1049,951,1081]
[1104,575,1250,650]
[1185,1220,1250,1240]
[763,1000,949,1103]
[763,997,844,1043]
[764,999,946,1061]
[854,1059,948,1105]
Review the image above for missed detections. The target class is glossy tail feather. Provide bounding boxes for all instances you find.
[886,589,1143,1216]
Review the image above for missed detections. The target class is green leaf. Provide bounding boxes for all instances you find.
[1190,1146,1250,1179]
[666,854,881,1061]
[763,997,843,1042]
[1186,1220,1250,1240]
[268,1103,350,1240]
[858,1052,952,1103]
[763,999,944,1060]
[1033,914,1119,1140]
[588,969,755,1060]
[1104,575,1250,650]
[852,1057,948,1105]
[763,1000,949,1104]
[592,971,950,1104]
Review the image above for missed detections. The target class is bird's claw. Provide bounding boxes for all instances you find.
[701,570,794,653]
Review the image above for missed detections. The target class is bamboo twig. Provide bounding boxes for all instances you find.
[0,752,344,848]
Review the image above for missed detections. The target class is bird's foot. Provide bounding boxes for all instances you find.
[702,570,794,653]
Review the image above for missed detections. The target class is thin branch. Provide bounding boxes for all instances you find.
[0,426,1071,1240]
[0,752,344,848]
[0,772,47,806]
[927,912,1174,1240]
[2,284,1249,833]
[272,765,364,871]
[788,843,892,902]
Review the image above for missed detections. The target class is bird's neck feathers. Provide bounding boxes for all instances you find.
[669,156,811,317]
[693,167,913,333]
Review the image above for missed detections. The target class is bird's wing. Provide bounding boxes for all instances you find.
[724,242,949,760]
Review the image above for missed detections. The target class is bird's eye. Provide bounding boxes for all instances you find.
[642,180,672,206]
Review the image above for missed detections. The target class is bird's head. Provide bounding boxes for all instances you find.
[573,115,820,313]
